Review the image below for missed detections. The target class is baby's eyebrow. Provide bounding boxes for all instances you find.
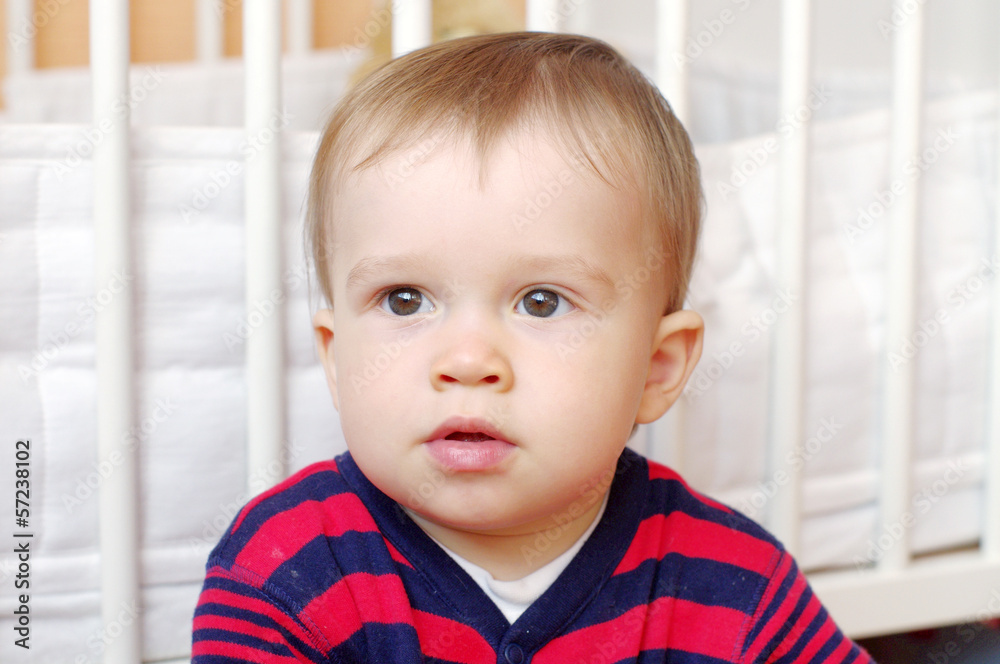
[508,254,617,292]
[343,253,617,292]
[344,255,428,290]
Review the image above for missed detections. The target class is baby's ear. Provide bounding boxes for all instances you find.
[313,309,340,411]
[635,310,704,423]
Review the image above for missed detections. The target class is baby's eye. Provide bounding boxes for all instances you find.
[516,289,572,318]
[381,287,433,316]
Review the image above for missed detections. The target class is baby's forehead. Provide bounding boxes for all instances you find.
[337,128,638,212]
[319,126,657,277]
[345,134,641,217]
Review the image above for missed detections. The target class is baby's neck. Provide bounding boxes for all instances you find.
[406,492,607,582]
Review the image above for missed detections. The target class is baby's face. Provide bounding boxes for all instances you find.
[314,133,676,537]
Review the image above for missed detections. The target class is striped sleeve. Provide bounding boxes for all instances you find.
[740,551,873,664]
[192,564,334,664]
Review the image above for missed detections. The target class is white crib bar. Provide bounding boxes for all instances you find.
[5,0,34,73]
[986,33,1000,561]
[879,1,925,572]
[526,0,561,32]
[244,2,286,491]
[767,0,811,555]
[392,0,432,58]
[91,2,142,663]
[287,0,314,55]
[656,0,689,126]
[649,0,690,474]
[196,0,224,63]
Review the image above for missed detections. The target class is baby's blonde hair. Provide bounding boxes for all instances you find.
[307,31,702,313]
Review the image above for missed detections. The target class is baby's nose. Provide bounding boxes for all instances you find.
[429,333,513,391]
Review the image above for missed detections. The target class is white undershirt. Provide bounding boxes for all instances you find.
[428,494,609,624]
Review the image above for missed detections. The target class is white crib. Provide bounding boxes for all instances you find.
[3,0,1000,662]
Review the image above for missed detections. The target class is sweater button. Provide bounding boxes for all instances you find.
[504,643,525,664]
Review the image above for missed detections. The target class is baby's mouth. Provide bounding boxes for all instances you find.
[425,424,515,471]
[444,432,495,442]
[426,416,513,448]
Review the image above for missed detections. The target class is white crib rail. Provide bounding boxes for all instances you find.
[767,0,811,557]
[243,1,287,496]
[392,0,432,58]
[5,0,33,73]
[527,0,561,32]
[878,0,924,573]
[655,0,689,125]
[91,2,141,664]
[195,0,223,63]
[647,0,690,477]
[287,0,314,55]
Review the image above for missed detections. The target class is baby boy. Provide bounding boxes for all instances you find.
[192,32,873,663]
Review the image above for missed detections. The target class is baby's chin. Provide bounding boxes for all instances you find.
[402,497,552,537]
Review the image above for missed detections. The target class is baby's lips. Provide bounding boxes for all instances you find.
[426,415,512,445]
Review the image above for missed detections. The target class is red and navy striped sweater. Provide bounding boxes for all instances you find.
[192,448,873,663]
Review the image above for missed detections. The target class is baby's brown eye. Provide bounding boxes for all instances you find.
[386,288,423,315]
[521,289,559,317]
